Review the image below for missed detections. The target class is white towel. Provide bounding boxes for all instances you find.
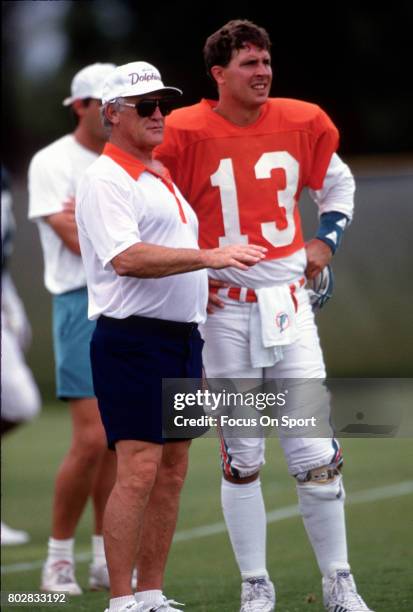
[249,285,299,368]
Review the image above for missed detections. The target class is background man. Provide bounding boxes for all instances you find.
[1,166,41,546]
[76,61,266,612]
[28,63,117,594]
[155,19,373,612]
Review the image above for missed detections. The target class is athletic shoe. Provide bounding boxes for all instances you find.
[135,594,185,611]
[240,576,276,612]
[323,568,374,611]
[1,521,30,546]
[89,562,110,590]
[90,563,138,590]
[41,560,82,595]
[104,602,144,612]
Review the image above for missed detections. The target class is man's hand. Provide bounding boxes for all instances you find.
[308,265,334,310]
[204,244,267,271]
[207,278,229,314]
[305,239,332,280]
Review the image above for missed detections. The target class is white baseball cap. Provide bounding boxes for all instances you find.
[62,62,116,106]
[101,61,182,104]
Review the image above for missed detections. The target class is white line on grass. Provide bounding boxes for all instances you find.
[173,479,413,542]
[2,480,412,575]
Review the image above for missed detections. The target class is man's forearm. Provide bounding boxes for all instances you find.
[45,210,81,255]
[111,242,267,278]
[112,242,208,278]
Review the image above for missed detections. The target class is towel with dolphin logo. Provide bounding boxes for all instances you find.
[249,285,299,368]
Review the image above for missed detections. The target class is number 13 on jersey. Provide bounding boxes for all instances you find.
[210,151,299,249]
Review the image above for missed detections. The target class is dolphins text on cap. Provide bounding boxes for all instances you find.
[129,71,162,85]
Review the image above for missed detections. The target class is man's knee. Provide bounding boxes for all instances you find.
[70,401,107,458]
[116,442,162,496]
[159,467,186,494]
[295,463,345,503]
[71,428,107,461]
[220,439,265,482]
[295,463,343,485]
[120,467,158,494]
[118,458,159,495]
[223,470,260,484]
[159,441,191,492]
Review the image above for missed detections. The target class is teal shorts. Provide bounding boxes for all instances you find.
[52,287,96,400]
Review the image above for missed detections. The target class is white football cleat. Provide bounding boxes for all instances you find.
[1,521,30,546]
[135,593,185,611]
[41,560,82,595]
[323,568,374,611]
[89,562,110,590]
[240,576,276,612]
[90,563,137,591]
[104,602,144,612]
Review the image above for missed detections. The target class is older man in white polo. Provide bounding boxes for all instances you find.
[76,61,267,612]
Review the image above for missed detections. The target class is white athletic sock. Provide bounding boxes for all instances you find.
[92,534,106,566]
[221,478,268,579]
[297,475,350,577]
[109,595,136,611]
[46,537,74,564]
[135,590,163,605]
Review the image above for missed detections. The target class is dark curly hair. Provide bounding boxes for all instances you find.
[203,19,271,78]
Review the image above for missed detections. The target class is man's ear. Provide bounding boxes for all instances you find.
[210,65,225,86]
[72,99,87,119]
[105,103,120,126]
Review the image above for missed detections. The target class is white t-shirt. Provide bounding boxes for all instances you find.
[76,145,208,323]
[28,134,98,295]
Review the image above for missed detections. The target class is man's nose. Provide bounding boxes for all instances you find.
[256,61,271,76]
[150,105,164,119]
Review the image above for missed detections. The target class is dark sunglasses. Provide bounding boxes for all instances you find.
[121,98,175,118]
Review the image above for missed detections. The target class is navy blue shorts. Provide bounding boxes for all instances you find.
[90,315,204,448]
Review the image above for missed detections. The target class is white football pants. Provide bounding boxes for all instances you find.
[201,287,342,477]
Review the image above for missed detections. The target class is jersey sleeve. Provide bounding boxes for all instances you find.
[28,152,72,220]
[308,153,355,221]
[307,108,339,190]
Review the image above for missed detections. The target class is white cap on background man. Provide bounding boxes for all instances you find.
[62,62,116,106]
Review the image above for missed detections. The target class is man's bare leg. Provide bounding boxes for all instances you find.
[104,440,163,597]
[92,449,117,534]
[137,440,191,591]
[51,398,107,539]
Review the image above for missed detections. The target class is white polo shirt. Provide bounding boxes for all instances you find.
[28,134,98,295]
[76,143,208,323]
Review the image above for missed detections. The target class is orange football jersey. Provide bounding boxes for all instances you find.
[156,98,339,260]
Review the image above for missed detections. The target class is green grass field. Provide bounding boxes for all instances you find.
[2,404,413,611]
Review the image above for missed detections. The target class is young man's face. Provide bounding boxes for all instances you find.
[219,44,272,108]
[77,98,108,143]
